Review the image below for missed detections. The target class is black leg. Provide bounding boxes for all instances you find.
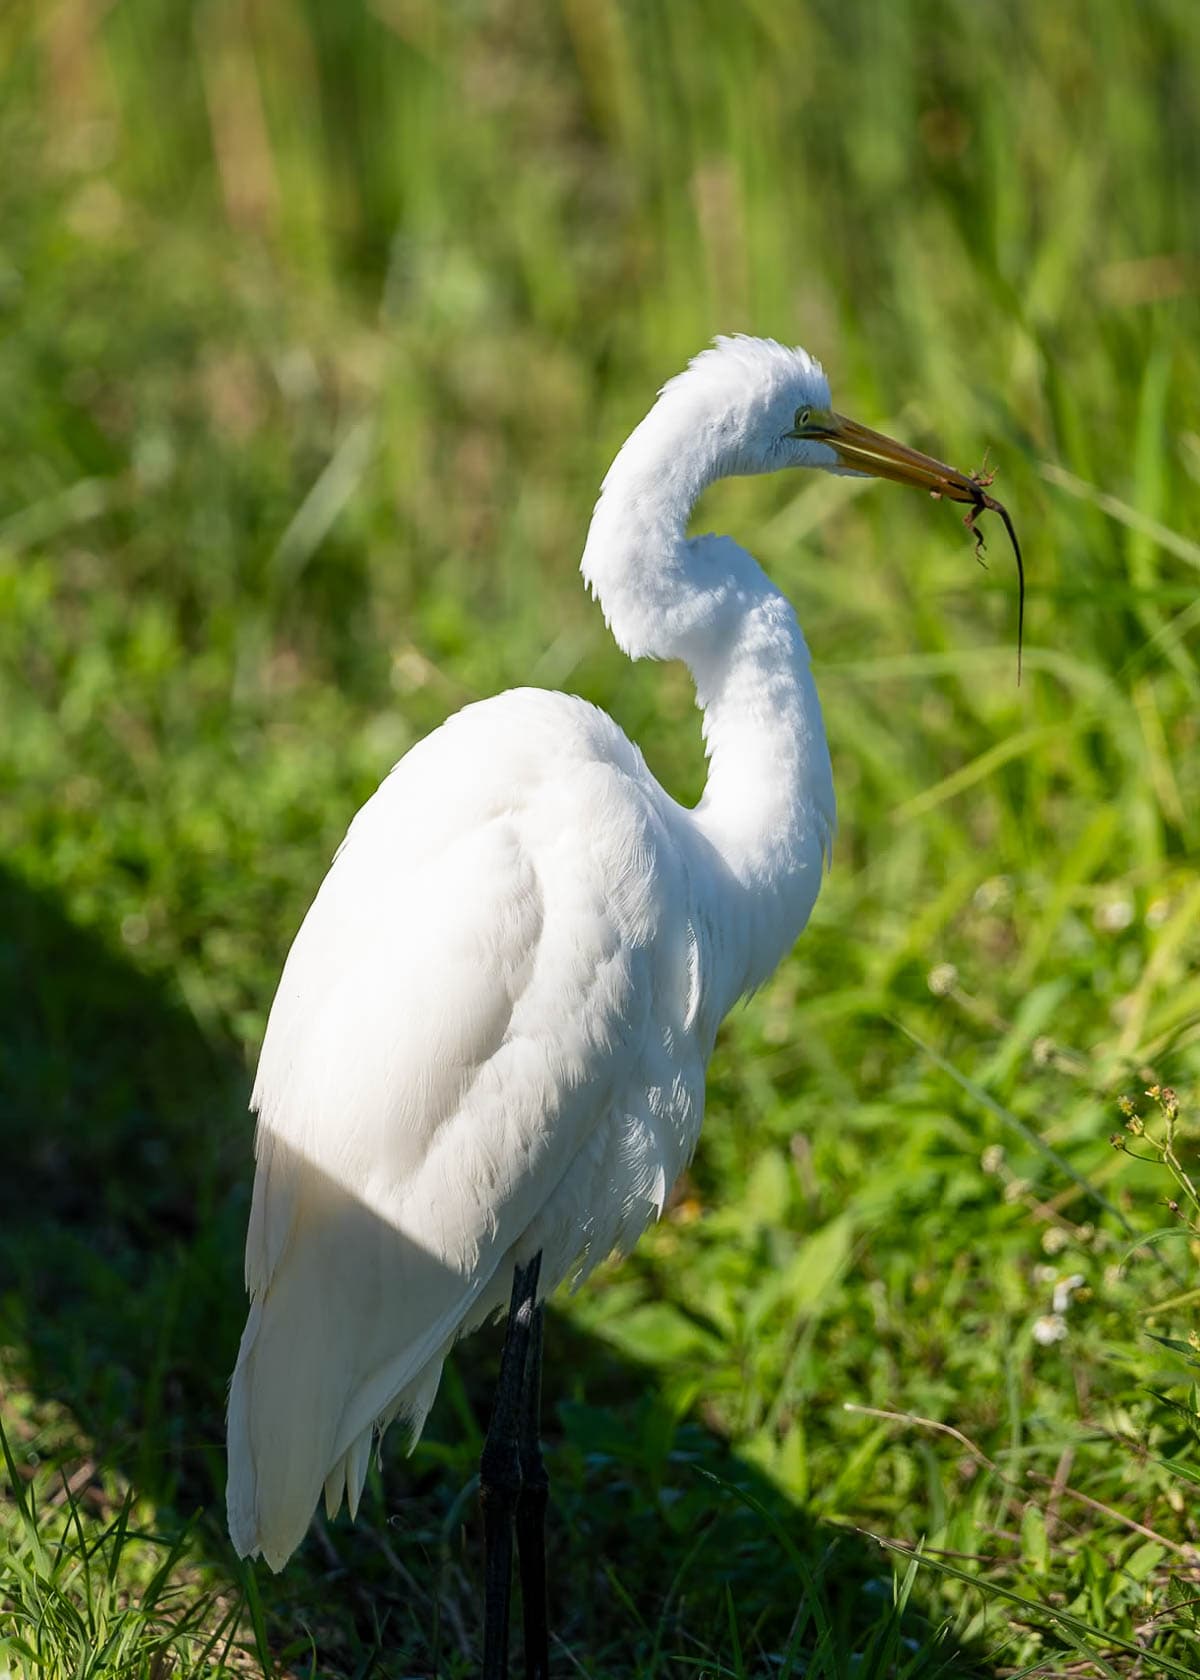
[480,1253,542,1680]
[516,1300,549,1680]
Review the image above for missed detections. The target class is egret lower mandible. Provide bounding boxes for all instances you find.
[226,336,1020,1677]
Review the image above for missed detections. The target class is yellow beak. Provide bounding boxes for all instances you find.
[802,412,990,505]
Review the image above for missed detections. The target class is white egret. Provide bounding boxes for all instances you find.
[226,335,1020,1676]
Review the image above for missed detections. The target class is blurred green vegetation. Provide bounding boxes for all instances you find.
[2,0,1200,1675]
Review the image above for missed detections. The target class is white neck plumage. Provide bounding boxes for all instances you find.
[581,390,836,1003]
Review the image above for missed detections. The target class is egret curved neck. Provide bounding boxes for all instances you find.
[581,412,835,1004]
[580,398,726,664]
[687,542,834,997]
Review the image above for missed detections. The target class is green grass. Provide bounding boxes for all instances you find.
[2,0,1200,1674]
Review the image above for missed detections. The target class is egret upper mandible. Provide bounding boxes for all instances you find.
[226,335,1019,1677]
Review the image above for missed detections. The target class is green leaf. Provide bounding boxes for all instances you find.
[746,1214,855,1334]
[1147,1332,1200,1367]
[742,1148,792,1226]
[599,1300,723,1364]
[1123,1539,1165,1583]
[1020,1502,1049,1576]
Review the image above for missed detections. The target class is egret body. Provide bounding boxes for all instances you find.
[226,336,1014,1670]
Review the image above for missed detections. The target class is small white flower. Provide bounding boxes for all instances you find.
[1051,1273,1086,1315]
[1095,899,1134,932]
[1041,1226,1070,1256]
[927,962,958,997]
[1033,1314,1068,1345]
[980,1144,1006,1176]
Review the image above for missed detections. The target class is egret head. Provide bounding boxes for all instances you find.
[645,336,1024,675]
[656,336,837,475]
[668,336,1000,504]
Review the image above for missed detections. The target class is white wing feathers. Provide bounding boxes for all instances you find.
[226,692,708,1570]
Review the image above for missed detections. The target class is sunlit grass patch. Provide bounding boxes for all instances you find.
[0,1407,253,1680]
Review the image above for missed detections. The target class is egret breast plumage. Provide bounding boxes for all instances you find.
[226,335,1017,1671]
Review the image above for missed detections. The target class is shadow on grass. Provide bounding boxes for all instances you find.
[0,863,248,1505]
[0,862,996,1677]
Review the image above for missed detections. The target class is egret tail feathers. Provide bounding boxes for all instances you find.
[225,1142,490,1571]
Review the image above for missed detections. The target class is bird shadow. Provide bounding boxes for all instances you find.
[0,861,997,1677]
